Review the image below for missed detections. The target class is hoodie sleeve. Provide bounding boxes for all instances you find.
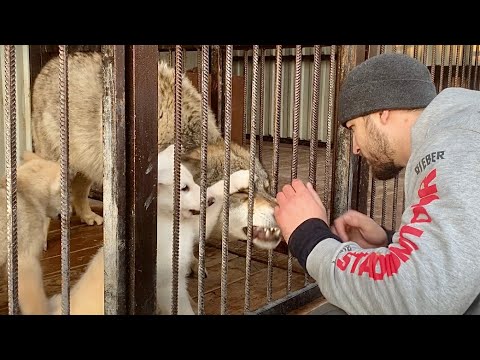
[289,129,480,315]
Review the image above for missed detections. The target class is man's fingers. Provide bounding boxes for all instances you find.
[332,217,350,242]
[276,191,287,206]
[282,184,296,199]
[306,182,324,208]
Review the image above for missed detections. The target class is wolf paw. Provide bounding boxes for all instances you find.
[79,210,103,226]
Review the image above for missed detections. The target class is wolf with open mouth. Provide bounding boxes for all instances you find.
[31,52,282,250]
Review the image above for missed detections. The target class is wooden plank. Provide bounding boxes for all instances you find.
[125,45,158,314]
[188,247,266,299]
[202,267,306,315]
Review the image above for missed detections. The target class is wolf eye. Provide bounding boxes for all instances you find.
[181,184,189,192]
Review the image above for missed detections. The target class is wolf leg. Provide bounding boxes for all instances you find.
[72,172,103,226]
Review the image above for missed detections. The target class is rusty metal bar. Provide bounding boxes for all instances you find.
[58,45,71,315]
[379,45,385,54]
[198,45,209,315]
[381,180,387,227]
[474,46,479,90]
[447,45,454,87]
[324,45,336,222]
[170,45,183,315]
[391,175,399,229]
[269,45,283,303]
[244,45,259,313]
[221,45,233,315]
[455,45,461,87]
[3,45,19,315]
[403,45,408,55]
[258,48,265,163]
[461,45,468,88]
[125,45,158,315]
[414,45,419,59]
[102,45,127,315]
[287,45,302,294]
[197,47,202,89]
[291,45,302,181]
[392,45,397,53]
[430,45,436,83]
[243,50,248,146]
[467,45,474,89]
[271,45,282,198]
[439,45,446,91]
[332,46,362,221]
[348,46,368,215]
[309,45,321,190]
[422,45,428,65]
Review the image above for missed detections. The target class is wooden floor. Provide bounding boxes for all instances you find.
[0,142,405,315]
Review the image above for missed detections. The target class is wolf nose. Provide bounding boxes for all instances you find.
[207,197,215,207]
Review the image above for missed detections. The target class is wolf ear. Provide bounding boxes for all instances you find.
[22,151,43,163]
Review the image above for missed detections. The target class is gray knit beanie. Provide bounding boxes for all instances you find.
[338,53,437,127]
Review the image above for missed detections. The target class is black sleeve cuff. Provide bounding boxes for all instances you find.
[288,218,342,274]
[381,226,395,245]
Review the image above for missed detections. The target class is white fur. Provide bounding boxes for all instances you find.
[48,145,250,315]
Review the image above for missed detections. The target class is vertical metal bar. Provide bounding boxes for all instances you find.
[455,45,461,87]
[439,45,446,91]
[125,45,158,315]
[171,45,183,315]
[4,45,19,315]
[102,45,127,315]
[271,45,282,198]
[197,47,202,89]
[403,45,408,55]
[422,45,428,65]
[381,180,387,227]
[220,45,233,315]
[467,45,474,89]
[58,45,71,315]
[269,45,282,303]
[168,48,174,67]
[461,45,468,88]
[309,45,321,189]
[379,45,385,54]
[447,45,454,88]
[287,45,302,294]
[392,45,397,53]
[198,45,209,315]
[414,45,419,59]
[291,45,302,181]
[244,45,258,313]
[474,45,479,90]
[324,45,336,222]
[258,48,265,163]
[243,50,248,146]
[332,45,360,221]
[391,175,399,229]
[430,45,436,83]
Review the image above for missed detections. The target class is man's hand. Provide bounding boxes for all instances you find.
[274,179,328,244]
[331,210,388,248]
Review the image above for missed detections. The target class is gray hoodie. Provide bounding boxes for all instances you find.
[289,87,480,314]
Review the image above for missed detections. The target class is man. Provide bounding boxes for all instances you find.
[274,53,480,315]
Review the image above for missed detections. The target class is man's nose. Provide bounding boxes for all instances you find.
[352,136,361,155]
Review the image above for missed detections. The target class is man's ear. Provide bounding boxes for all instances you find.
[379,110,390,125]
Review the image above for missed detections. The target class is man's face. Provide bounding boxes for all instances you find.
[346,114,403,181]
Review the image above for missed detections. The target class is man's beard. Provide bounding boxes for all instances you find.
[365,122,404,181]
